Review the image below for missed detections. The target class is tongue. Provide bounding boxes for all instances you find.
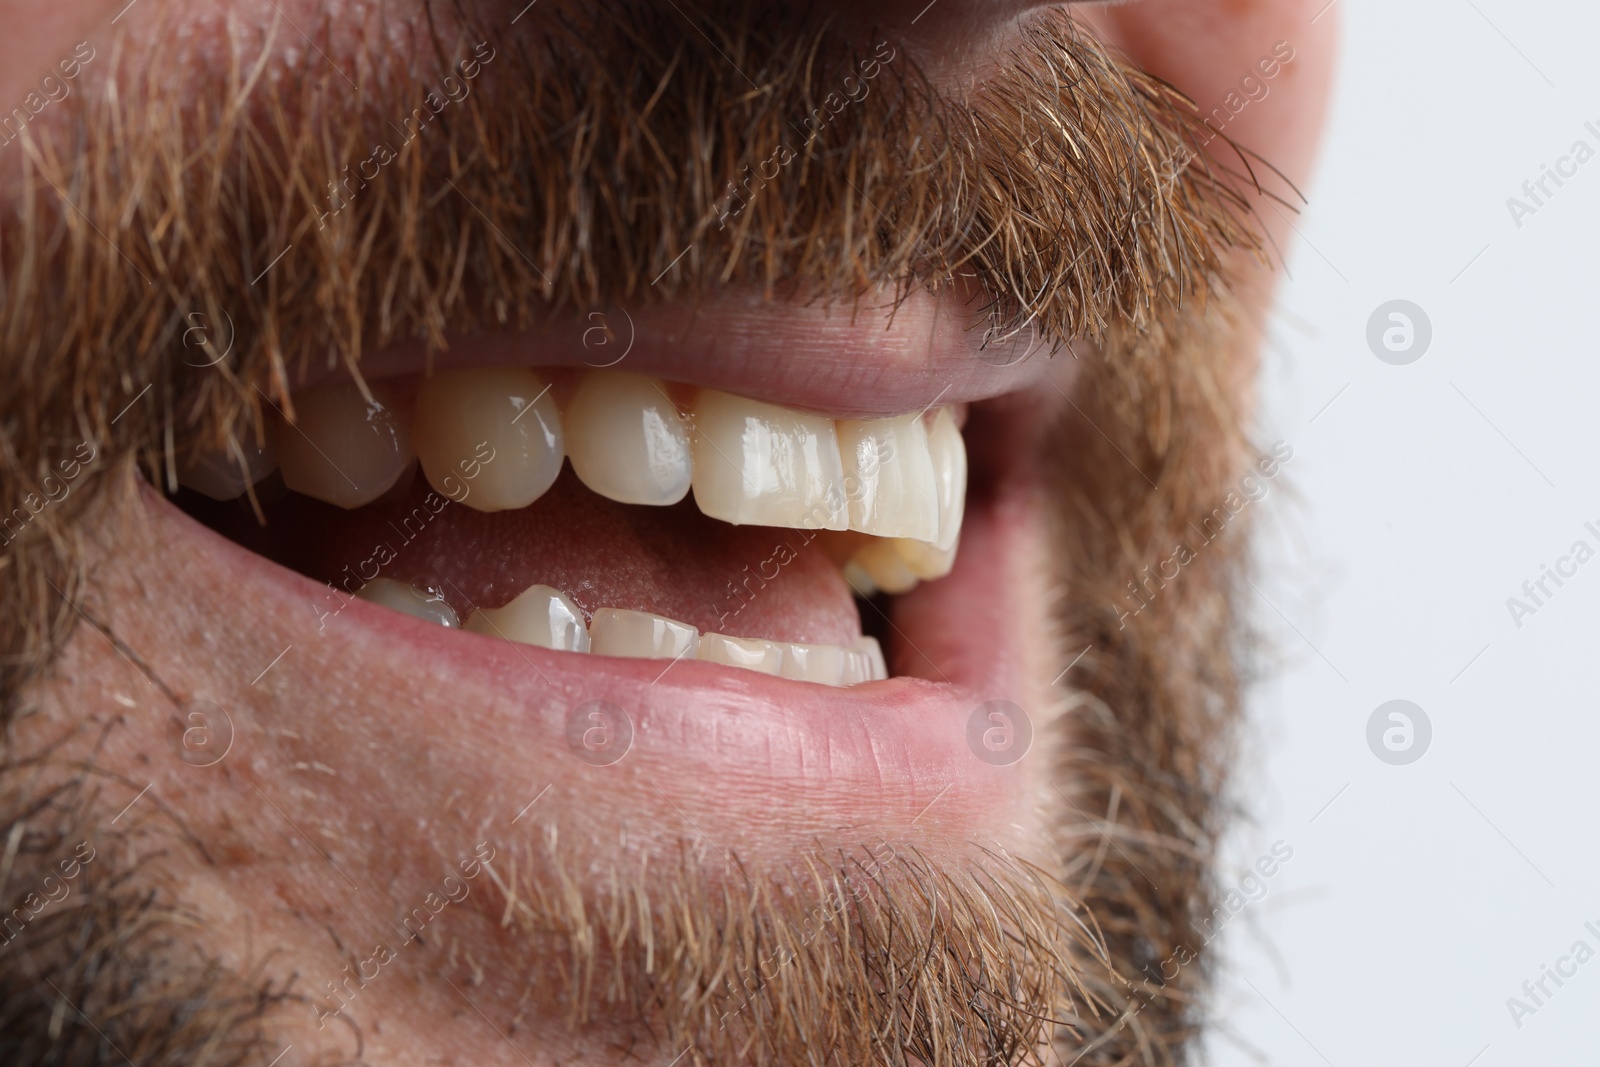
[190,469,865,645]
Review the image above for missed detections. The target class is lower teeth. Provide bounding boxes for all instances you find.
[356,578,886,686]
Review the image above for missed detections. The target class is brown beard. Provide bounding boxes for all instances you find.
[0,2,1263,1064]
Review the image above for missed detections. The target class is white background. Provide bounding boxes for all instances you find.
[1207,0,1600,1063]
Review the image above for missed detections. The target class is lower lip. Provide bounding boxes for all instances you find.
[149,431,1044,852]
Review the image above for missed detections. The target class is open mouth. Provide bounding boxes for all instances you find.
[178,364,966,687]
[164,290,1060,807]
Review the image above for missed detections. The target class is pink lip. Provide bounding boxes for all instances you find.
[287,285,1070,419]
[150,411,1048,854]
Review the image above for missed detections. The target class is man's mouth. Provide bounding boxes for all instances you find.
[157,288,1063,853]
[168,286,1067,709]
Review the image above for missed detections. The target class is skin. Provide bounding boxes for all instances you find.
[6,1,1336,1062]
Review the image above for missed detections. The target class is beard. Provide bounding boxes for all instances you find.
[0,1,1264,1064]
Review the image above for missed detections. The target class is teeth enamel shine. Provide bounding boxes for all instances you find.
[413,368,564,512]
[854,636,888,681]
[564,372,692,506]
[690,389,849,530]
[589,608,700,660]
[464,584,590,651]
[278,382,414,508]
[839,407,968,588]
[355,578,459,628]
[178,428,279,501]
[697,632,785,676]
[354,579,886,686]
[779,642,849,686]
[837,413,940,541]
[926,407,967,554]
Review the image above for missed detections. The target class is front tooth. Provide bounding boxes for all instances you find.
[356,578,459,628]
[847,539,921,595]
[178,427,278,501]
[697,632,785,676]
[589,608,699,660]
[565,372,692,506]
[853,636,888,681]
[839,649,871,685]
[873,409,967,580]
[926,407,967,553]
[779,642,849,686]
[690,389,848,530]
[278,382,413,508]
[465,584,590,651]
[413,368,563,512]
[837,414,939,541]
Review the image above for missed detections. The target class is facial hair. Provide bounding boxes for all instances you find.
[0,2,1264,1064]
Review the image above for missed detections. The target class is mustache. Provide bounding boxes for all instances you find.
[0,0,1262,702]
[3,0,1259,449]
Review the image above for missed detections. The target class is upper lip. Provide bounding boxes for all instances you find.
[285,285,1071,419]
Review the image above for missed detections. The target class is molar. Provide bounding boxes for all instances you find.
[278,381,414,508]
[178,427,278,501]
[413,367,563,512]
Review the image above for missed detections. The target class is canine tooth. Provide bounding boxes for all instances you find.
[779,642,849,686]
[927,407,967,553]
[690,389,848,530]
[589,608,699,660]
[356,578,459,628]
[892,537,957,581]
[464,585,590,652]
[413,368,563,512]
[697,632,785,676]
[278,382,413,508]
[178,429,278,501]
[565,372,692,506]
[837,414,940,541]
[853,636,888,681]
[847,539,921,595]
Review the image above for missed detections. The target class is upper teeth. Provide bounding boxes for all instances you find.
[183,368,968,586]
[412,367,565,512]
[275,381,414,508]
